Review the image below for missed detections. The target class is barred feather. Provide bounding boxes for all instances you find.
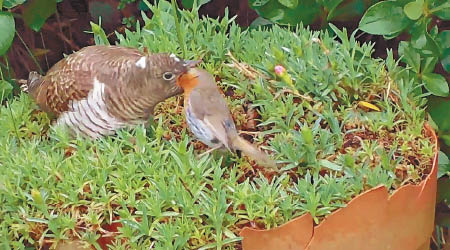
[26,45,197,138]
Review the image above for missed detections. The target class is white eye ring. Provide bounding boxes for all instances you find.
[163,72,175,81]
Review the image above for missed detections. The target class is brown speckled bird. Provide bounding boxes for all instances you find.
[177,67,278,170]
[26,45,199,138]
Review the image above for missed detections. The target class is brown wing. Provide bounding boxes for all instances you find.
[188,86,237,148]
[187,69,232,120]
[33,69,93,115]
[29,45,145,115]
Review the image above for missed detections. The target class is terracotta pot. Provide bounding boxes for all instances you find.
[240,125,439,250]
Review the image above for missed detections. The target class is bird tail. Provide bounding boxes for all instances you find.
[230,135,278,171]
[22,71,42,93]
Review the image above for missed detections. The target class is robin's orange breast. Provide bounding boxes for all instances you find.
[177,71,199,100]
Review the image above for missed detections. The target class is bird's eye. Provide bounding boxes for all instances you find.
[162,72,175,81]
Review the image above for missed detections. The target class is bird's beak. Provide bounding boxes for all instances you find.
[183,59,202,68]
[178,60,201,86]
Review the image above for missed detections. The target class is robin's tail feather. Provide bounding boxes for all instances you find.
[230,135,278,171]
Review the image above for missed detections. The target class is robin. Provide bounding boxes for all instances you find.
[25,45,200,138]
[176,67,278,170]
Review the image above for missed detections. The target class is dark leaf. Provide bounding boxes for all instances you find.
[403,0,423,20]
[138,0,150,11]
[437,176,450,204]
[250,0,321,25]
[278,0,298,9]
[430,25,439,37]
[398,41,421,73]
[250,17,273,27]
[428,97,450,132]
[437,30,450,50]
[23,0,57,32]
[421,56,437,74]
[328,0,372,22]
[359,0,411,35]
[181,0,212,9]
[422,72,449,97]
[0,80,13,101]
[383,31,402,40]
[438,151,450,178]
[89,1,118,24]
[249,0,271,7]
[441,48,450,73]
[324,0,344,15]
[410,33,440,56]
[436,209,450,227]
[408,13,430,38]
[3,0,26,8]
[411,32,427,48]
[0,11,15,56]
[433,2,450,20]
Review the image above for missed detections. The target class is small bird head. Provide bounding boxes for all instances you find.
[136,53,201,99]
[176,67,214,94]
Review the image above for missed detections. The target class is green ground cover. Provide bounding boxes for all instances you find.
[0,1,435,249]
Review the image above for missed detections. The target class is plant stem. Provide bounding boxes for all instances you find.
[16,31,43,74]
[40,32,49,69]
[171,0,186,57]
[0,59,3,80]
[1,57,20,143]
[3,55,11,81]
[8,102,20,142]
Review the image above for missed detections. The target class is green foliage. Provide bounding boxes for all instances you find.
[278,0,298,9]
[118,0,137,9]
[358,0,449,152]
[403,0,423,20]
[438,30,450,72]
[421,72,448,97]
[181,0,212,9]
[359,1,412,35]
[429,98,450,147]
[0,0,58,63]
[359,0,449,97]
[248,0,376,27]
[245,0,449,151]
[89,19,110,45]
[22,0,56,32]
[0,80,13,101]
[0,11,14,56]
[2,0,26,8]
[249,0,320,26]
[169,0,186,57]
[438,151,450,178]
[0,1,436,249]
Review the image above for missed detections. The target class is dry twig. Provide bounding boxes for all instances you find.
[225,51,269,80]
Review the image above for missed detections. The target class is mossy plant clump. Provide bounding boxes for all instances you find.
[0,2,436,249]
